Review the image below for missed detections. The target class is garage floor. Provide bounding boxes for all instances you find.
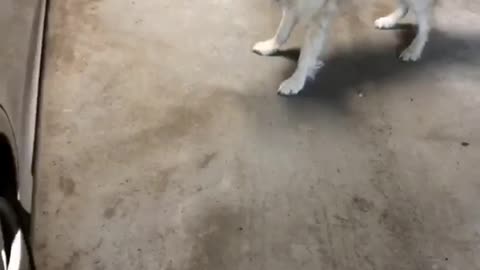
[33,0,480,269]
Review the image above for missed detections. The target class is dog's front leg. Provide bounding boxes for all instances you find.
[253,6,298,56]
[375,0,409,29]
[278,7,334,96]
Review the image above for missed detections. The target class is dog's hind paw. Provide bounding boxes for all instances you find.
[277,77,305,96]
[374,16,397,29]
[399,46,422,62]
[252,39,279,56]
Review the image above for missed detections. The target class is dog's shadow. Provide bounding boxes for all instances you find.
[273,26,480,108]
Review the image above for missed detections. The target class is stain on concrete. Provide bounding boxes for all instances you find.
[379,207,416,237]
[352,195,374,213]
[105,99,217,164]
[48,0,102,71]
[94,261,106,270]
[58,176,76,196]
[63,251,80,269]
[197,152,218,169]
[35,242,47,251]
[103,198,124,219]
[154,166,177,193]
[183,205,246,270]
[103,207,115,219]
[92,239,103,252]
[159,104,214,140]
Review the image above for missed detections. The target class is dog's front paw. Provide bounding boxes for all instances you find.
[278,76,305,96]
[399,46,422,62]
[252,39,279,56]
[374,16,397,29]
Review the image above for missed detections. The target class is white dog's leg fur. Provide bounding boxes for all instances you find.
[375,0,432,61]
[400,0,432,61]
[278,1,336,95]
[253,7,298,56]
[375,0,409,29]
[255,0,434,94]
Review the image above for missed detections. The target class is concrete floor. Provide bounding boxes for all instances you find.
[33,0,480,269]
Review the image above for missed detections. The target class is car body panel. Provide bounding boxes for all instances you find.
[0,0,46,269]
[0,0,45,212]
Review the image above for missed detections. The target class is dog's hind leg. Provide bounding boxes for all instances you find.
[277,1,336,96]
[374,0,409,29]
[399,0,433,61]
[253,6,298,56]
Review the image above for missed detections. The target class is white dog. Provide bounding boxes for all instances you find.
[253,0,434,95]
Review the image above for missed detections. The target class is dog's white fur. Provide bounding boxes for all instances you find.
[253,0,434,95]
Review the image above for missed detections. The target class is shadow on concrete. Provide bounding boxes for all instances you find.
[273,27,480,111]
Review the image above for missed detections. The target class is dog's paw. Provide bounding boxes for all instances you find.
[374,16,397,29]
[399,46,422,62]
[252,39,279,56]
[277,77,305,96]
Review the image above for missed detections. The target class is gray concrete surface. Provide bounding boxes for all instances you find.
[33,0,480,269]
